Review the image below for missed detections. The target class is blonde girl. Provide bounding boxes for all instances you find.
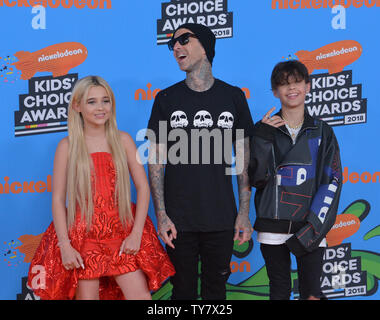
[28,76,175,300]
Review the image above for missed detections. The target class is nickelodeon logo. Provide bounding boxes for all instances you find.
[0,175,51,194]
[326,199,370,247]
[134,84,251,100]
[0,0,112,9]
[343,167,380,184]
[272,0,380,9]
[230,260,251,273]
[13,42,88,80]
[326,214,360,247]
[296,40,362,75]
[134,83,161,101]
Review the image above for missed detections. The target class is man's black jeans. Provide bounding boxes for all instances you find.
[166,230,234,300]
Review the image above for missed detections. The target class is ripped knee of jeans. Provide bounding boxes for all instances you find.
[219,267,231,281]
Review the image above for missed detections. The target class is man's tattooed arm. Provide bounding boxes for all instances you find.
[148,142,177,248]
[234,137,253,245]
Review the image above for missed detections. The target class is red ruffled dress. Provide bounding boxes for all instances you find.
[27,152,175,300]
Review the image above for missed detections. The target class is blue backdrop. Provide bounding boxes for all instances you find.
[1,0,379,300]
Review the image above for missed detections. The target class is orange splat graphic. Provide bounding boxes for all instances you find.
[16,233,44,263]
[12,42,88,80]
[326,214,360,247]
[296,40,362,75]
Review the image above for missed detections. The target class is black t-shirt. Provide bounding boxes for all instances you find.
[147,79,254,232]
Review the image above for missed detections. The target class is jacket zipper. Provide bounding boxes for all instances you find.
[275,127,313,170]
[288,221,292,234]
[272,145,279,220]
[273,126,314,221]
[281,124,317,146]
[277,162,312,169]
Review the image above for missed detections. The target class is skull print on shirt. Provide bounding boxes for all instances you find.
[193,110,213,128]
[170,110,189,128]
[217,111,234,129]
[169,110,234,130]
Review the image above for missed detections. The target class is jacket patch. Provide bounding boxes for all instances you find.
[310,180,339,223]
[280,192,312,217]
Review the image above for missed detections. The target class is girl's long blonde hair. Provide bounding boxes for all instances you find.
[66,76,132,230]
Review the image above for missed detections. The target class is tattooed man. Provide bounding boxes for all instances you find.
[146,23,254,300]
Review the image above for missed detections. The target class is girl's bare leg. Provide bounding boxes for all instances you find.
[76,278,100,300]
[114,270,152,300]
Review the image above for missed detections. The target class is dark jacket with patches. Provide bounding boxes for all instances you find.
[248,111,342,257]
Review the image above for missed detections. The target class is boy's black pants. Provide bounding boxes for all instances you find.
[260,243,325,300]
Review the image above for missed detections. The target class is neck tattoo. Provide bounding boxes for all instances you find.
[186,58,214,92]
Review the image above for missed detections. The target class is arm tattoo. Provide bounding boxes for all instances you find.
[235,137,252,217]
[148,143,166,219]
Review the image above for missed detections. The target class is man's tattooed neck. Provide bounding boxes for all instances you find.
[185,58,214,92]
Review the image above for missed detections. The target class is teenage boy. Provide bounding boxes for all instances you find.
[146,23,254,300]
[249,60,342,300]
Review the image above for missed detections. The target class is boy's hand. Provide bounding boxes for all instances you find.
[262,107,285,128]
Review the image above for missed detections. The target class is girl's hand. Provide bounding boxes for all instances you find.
[119,232,142,256]
[59,242,84,270]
